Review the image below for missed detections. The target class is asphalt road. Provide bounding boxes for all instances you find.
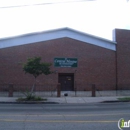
[0,102,130,130]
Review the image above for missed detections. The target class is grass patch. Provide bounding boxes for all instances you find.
[17,91,47,102]
[17,96,47,102]
[118,97,130,101]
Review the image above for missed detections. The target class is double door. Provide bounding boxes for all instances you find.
[58,74,74,91]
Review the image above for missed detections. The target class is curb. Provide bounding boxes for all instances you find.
[0,101,59,104]
[101,100,130,103]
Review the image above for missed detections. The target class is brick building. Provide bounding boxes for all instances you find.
[0,28,130,91]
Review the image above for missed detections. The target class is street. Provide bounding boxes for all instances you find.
[0,102,130,130]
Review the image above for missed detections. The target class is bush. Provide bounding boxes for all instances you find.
[17,96,46,101]
[17,91,46,101]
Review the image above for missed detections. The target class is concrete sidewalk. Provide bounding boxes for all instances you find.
[0,96,127,104]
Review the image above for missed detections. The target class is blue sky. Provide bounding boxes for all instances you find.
[0,0,130,40]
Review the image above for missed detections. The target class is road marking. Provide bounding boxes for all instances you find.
[0,112,127,124]
[0,119,117,123]
[0,112,128,117]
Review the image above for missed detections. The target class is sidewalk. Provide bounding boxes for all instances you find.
[0,96,127,104]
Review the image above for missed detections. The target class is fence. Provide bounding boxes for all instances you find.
[0,83,130,97]
[74,84,130,97]
[0,84,57,97]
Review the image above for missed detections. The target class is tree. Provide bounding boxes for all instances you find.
[23,57,52,95]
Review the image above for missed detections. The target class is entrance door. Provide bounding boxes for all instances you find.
[58,74,74,91]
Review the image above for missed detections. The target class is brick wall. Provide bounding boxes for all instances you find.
[116,29,130,88]
[0,37,116,90]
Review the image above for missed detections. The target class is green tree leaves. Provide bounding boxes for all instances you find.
[23,57,52,78]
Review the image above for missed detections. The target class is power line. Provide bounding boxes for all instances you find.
[0,0,95,9]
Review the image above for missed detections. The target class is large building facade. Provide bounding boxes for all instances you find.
[0,28,130,91]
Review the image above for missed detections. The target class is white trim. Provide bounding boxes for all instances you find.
[112,29,116,42]
[0,27,116,51]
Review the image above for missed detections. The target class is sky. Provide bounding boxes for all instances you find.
[0,0,130,40]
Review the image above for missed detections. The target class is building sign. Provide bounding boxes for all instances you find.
[54,58,78,67]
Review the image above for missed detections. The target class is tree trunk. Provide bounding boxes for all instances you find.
[31,78,36,95]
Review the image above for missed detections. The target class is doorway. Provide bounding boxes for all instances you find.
[58,73,74,91]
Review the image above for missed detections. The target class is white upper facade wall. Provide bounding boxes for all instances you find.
[0,27,116,51]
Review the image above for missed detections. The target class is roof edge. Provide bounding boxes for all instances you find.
[0,27,116,51]
[0,27,116,44]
